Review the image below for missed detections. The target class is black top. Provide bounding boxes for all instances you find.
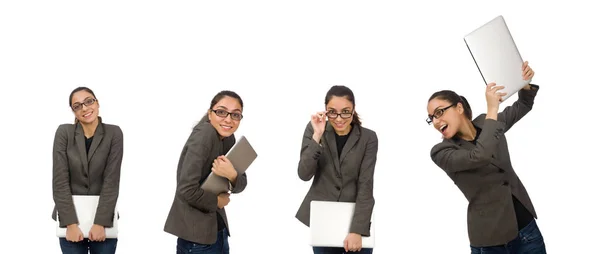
[470,126,533,230]
[334,125,352,158]
[85,136,94,154]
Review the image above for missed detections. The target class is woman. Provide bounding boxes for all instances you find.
[52,87,123,254]
[296,85,378,254]
[427,62,546,253]
[164,90,248,254]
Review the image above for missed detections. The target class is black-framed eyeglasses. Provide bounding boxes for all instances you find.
[426,103,456,125]
[211,109,243,121]
[326,110,353,119]
[71,98,97,111]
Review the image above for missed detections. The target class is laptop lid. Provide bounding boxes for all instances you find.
[201,135,257,194]
[309,201,375,248]
[464,15,530,102]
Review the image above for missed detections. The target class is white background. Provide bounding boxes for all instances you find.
[1,0,598,253]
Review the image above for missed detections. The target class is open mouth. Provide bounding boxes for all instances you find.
[439,124,448,134]
[220,125,233,131]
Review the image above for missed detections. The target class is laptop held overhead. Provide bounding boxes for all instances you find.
[464,15,530,102]
[201,135,257,194]
[309,201,375,248]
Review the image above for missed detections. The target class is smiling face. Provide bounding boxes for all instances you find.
[427,98,465,139]
[71,90,99,124]
[326,96,354,135]
[208,96,243,138]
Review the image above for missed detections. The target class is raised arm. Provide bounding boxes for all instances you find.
[94,126,123,227]
[52,125,77,227]
[176,131,218,213]
[297,122,324,181]
[498,84,539,132]
[350,131,378,236]
[431,119,506,173]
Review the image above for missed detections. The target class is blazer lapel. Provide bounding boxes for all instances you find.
[339,125,360,163]
[323,124,341,175]
[74,124,89,174]
[87,122,104,162]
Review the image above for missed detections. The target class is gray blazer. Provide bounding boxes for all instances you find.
[52,117,123,228]
[430,85,540,247]
[164,119,248,245]
[296,121,378,236]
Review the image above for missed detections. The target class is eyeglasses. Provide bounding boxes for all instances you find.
[426,103,456,125]
[211,109,243,121]
[326,110,353,119]
[71,98,97,111]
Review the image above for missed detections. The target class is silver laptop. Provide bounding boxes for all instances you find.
[309,201,375,248]
[464,15,530,102]
[201,135,257,194]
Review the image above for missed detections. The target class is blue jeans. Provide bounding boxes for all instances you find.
[313,247,373,254]
[176,228,229,254]
[59,238,117,254]
[470,220,546,254]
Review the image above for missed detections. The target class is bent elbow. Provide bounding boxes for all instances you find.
[298,168,314,181]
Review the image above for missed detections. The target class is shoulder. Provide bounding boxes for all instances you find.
[102,123,123,135]
[189,121,219,147]
[304,120,313,131]
[472,114,486,125]
[56,123,74,132]
[54,124,74,138]
[358,125,377,141]
[430,138,457,157]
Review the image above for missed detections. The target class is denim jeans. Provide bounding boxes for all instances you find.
[176,228,229,254]
[470,220,546,254]
[59,238,117,254]
[313,246,373,254]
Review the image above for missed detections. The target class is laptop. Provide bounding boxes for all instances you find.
[309,201,375,248]
[56,195,118,238]
[201,135,257,194]
[464,15,530,102]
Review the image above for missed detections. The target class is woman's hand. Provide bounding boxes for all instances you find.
[212,156,238,183]
[521,61,535,90]
[485,82,506,120]
[310,111,326,143]
[344,233,362,252]
[217,193,230,209]
[89,224,106,242]
[66,224,84,242]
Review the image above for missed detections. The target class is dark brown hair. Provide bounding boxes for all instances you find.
[325,85,361,126]
[428,90,472,120]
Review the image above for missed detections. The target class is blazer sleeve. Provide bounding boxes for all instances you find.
[94,126,123,227]
[298,122,324,181]
[225,135,247,194]
[176,131,219,213]
[498,84,539,132]
[430,119,506,173]
[52,125,78,227]
[350,131,378,236]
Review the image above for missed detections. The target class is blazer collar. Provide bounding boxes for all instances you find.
[323,122,361,174]
[74,117,105,168]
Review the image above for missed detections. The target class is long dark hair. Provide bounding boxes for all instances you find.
[428,90,472,120]
[69,87,97,124]
[325,85,362,126]
[198,90,244,123]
